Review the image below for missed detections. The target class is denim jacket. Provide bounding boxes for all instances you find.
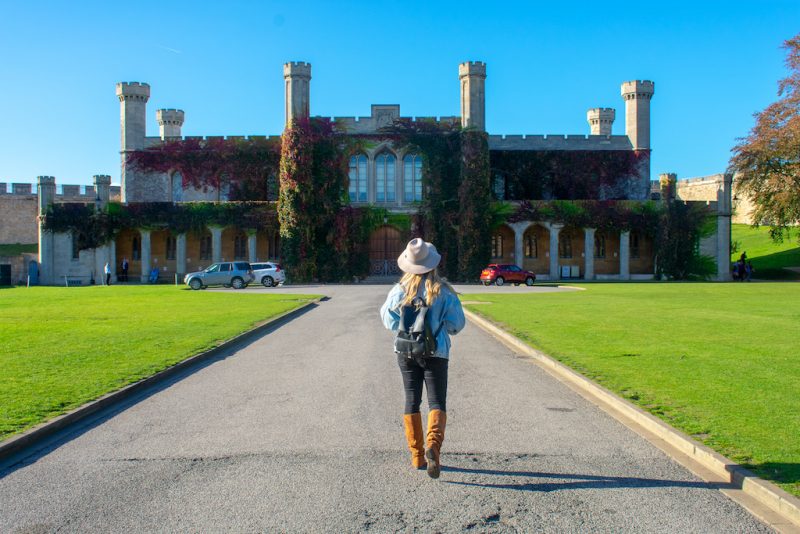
[380,283,466,359]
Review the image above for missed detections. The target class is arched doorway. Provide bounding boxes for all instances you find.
[369,225,403,276]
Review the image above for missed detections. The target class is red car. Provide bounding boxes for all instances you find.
[480,264,536,286]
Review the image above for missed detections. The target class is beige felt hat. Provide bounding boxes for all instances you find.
[397,238,441,274]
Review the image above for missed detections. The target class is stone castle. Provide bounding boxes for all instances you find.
[0,61,733,285]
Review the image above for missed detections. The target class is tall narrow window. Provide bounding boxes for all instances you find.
[200,234,212,260]
[348,155,367,202]
[375,153,396,203]
[524,234,537,258]
[234,233,248,260]
[493,174,506,201]
[171,172,183,202]
[559,232,573,259]
[594,232,606,259]
[132,236,141,261]
[71,232,80,260]
[630,231,640,259]
[491,235,503,259]
[166,236,176,260]
[403,154,423,202]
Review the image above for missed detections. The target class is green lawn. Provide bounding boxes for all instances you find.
[0,243,37,256]
[0,286,319,441]
[463,284,800,496]
[732,224,800,279]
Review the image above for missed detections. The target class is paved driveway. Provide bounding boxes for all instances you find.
[0,285,769,532]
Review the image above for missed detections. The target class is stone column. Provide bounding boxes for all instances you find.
[109,239,116,282]
[140,230,151,283]
[548,223,563,280]
[176,233,187,279]
[37,176,56,285]
[248,232,258,263]
[717,174,733,281]
[210,227,223,263]
[619,230,630,280]
[509,221,532,269]
[584,228,596,281]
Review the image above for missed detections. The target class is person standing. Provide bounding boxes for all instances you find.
[104,262,111,286]
[380,238,465,479]
[121,257,129,282]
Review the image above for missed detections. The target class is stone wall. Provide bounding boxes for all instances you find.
[0,195,38,244]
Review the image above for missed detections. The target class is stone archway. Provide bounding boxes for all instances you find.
[369,225,403,276]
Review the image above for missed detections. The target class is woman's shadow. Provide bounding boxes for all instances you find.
[441,464,733,492]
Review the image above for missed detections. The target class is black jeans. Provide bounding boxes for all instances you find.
[397,354,448,414]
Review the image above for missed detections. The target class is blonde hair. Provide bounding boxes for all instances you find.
[399,268,455,307]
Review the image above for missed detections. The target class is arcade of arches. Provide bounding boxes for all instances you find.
[491,222,654,280]
[113,227,280,282]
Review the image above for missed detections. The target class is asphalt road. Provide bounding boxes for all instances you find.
[0,285,770,533]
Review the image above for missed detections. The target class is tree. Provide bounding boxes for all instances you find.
[730,34,800,241]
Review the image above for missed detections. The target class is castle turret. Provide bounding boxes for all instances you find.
[620,80,654,150]
[459,61,486,131]
[283,62,311,127]
[156,109,185,139]
[586,107,615,136]
[116,82,150,151]
[93,174,111,207]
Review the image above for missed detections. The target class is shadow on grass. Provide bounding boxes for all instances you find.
[741,462,800,491]
[750,247,800,280]
[442,465,730,492]
[0,301,320,479]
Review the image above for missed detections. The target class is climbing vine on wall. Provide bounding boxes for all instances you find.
[490,149,648,200]
[42,202,279,252]
[458,130,493,280]
[279,118,352,282]
[128,136,282,201]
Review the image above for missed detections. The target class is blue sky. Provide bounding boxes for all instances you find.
[0,0,797,186]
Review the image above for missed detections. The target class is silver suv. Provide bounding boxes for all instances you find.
[251,262,286,287]
[184,262,254,290]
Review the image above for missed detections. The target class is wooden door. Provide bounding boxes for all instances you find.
[369,226,403,276]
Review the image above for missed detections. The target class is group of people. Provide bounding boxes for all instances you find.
[732,252,755,282]
[101,258,132,286]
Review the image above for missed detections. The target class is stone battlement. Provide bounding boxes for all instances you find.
[0,182,121,199]
[459,61,486,77]
[283,62,311,77]
[143,134,282,147]
[116,82,151,101]
[488,134,633,151]
[328,107,460,134]
[621,80,655,98]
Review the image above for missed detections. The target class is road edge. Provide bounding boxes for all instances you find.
[464,308,800,533]
[0,297,322,465]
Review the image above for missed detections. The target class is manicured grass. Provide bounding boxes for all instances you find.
[731,224,800,279]
[463,284,800,496]
[0,243,37,256]
[0,286,319,441]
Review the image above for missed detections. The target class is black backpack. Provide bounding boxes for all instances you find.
[394,296,442,359]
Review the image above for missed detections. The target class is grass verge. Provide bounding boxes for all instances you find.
[0,243,37,256]
[463,283,800,496]
[731,224,799,279]
[0,286,319,441]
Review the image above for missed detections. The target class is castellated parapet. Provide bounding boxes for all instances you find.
[157,108,185,139]
[586,108,615,136]
[284,61,311,127]
[459,61,486,131]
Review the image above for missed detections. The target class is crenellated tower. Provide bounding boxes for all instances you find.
[586,107,615,136]
[156,108,185,139]
[116,82,150,203]
[459,61,486,131]
[283,62,311,128]
[620,80,654,150]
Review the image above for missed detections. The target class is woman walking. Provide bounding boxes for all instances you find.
[380,238,465,478]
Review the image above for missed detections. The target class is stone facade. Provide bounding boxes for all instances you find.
[1,60,732,284]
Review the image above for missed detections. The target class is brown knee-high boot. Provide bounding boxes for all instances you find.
[425,409,447,479]
[403,413,427,469]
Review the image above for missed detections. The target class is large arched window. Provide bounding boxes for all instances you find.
[375,153,396,203]
[348,155,367,202]
[404,154,423,202]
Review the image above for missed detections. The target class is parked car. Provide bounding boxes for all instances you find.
[184,262,254,290]
[480,264,536,286]
[251,261,286,287]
